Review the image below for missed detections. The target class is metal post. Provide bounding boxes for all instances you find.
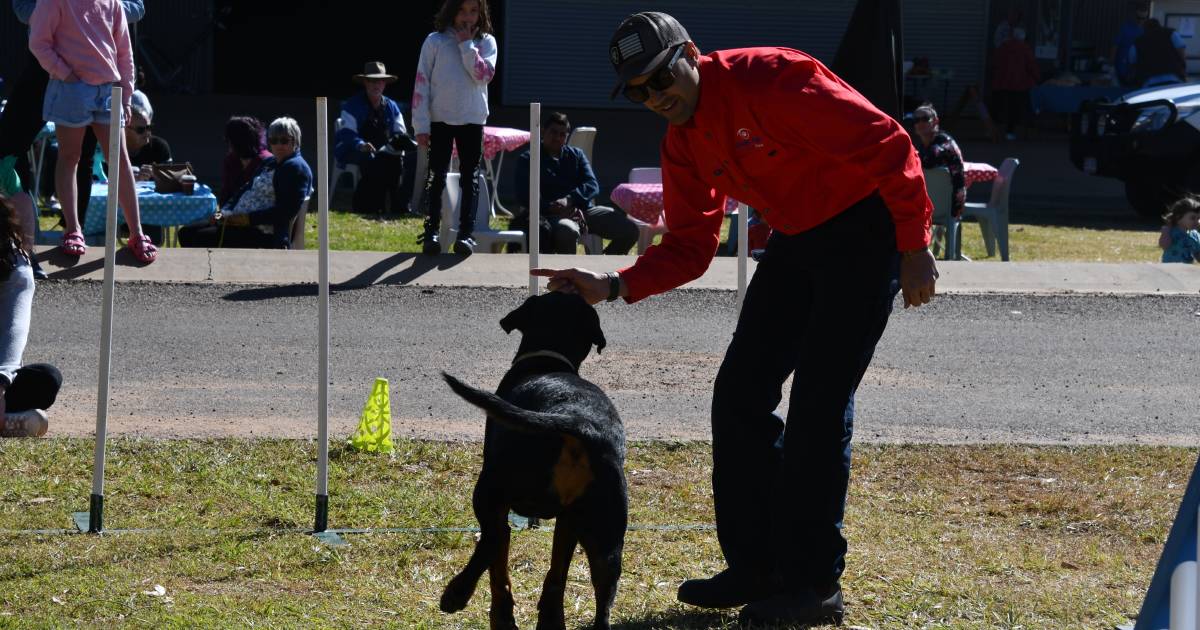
[76,86,122,534]
[528,103,540,297]
[737,202,748,314]
[312,98,343,546]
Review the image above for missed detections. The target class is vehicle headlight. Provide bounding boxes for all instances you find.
[1130,105,1177,132]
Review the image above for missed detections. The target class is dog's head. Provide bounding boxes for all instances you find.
[500,292,607,368]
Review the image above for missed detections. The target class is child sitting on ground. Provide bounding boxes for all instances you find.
[1160,196,1200,263]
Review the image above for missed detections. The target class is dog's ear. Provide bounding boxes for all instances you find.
[588,309,607,354]
[499,297,534,334]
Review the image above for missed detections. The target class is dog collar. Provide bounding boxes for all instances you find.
[512,350,577,372]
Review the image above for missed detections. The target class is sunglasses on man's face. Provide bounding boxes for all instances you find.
[623,46,685,104]
[132,125,152,134]
[913,115,933,123]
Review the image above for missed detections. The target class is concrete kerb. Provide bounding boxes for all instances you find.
[31,246,1200,295]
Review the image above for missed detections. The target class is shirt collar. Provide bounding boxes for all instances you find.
[684,54,719,131]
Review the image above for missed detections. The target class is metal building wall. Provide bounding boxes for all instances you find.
[502,0,989,110]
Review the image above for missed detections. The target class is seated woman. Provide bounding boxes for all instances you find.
[178,117,312,249]
[911,103,966,218]
[218,116,272,207]
[0,193,61,437]
[126,90,172,180]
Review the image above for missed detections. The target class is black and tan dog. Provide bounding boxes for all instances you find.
[439,291,627,630]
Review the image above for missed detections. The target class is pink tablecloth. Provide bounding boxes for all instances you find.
[610,183,740,224]
[450,126,530,161]
[964,161,998,188]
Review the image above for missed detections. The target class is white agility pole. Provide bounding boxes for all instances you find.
[1170,560,1197,630]
[313,98,335,539]
[736,202,748,314]
[528,103,540,296]
[79,86,123,533]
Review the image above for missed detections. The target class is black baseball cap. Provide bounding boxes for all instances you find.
[608,12,691,99]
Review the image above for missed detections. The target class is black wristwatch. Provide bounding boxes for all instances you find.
[606,272,621,302]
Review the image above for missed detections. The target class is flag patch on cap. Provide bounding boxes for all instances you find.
[616,32,643,61]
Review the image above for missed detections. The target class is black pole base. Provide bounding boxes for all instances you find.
[311,495,346,546]
[72,494,104,533]
[314,494,328,533]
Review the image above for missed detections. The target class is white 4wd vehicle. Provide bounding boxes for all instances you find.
[1070,82,1200,217]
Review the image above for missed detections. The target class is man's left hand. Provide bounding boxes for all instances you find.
[899,248,938,308]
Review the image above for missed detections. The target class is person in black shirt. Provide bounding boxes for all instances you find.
[124,95,172,180]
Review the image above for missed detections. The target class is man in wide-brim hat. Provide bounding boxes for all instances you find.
[335,61,417,214]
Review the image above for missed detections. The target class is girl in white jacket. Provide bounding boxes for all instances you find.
[412,0,497,256]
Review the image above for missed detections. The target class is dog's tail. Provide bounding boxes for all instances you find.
[442,372,599,440]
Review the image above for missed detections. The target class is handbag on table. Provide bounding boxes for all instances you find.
[151,162,195,194]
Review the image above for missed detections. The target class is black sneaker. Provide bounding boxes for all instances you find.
[30,257,48,280]
[453,236,476,257]
[418,228,440,256]
[677,568,782,609]
[738,583,844,628]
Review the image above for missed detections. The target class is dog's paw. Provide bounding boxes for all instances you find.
[490,610,519,630]
[440,576,475,613]
[534,617,566,630]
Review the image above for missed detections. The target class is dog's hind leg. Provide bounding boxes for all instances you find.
[440,488,510,619]
[487,520,517,630]
[535,516,578,630]
[578,530,624,630]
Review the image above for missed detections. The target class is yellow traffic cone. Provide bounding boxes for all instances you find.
[348,377,394,453]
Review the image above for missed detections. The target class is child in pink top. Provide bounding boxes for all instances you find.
[28,0,157,263]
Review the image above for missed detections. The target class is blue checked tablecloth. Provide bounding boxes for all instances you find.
[84,180,218,235]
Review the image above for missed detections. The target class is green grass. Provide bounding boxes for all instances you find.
[40,208,1164,262]
[0,439,1188,628]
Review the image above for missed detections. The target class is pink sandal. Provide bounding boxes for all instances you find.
[60,230,87,257]
[126,233,158,264]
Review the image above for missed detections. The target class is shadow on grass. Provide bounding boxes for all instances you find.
[219,253,470,301]
[608,609,730,629]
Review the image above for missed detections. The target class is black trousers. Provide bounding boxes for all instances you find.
[423,122,483,237]
[514,205,640,254]
[993,89,1030,134]
[350,151,405,214]
[710,194,899,591]
[5,363,62,413]
[177,224,278,248]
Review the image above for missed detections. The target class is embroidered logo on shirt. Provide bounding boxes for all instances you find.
[734,127,765,150]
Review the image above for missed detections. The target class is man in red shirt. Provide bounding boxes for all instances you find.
[533,12,938,625]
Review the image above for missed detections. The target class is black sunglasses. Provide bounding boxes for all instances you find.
[623,46,685,104]
[913,114,933,123]
[268,136,292,145]
[132,124,152,134]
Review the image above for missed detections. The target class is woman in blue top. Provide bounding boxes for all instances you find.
[179,117,312,249]
[1161,196,1200,263]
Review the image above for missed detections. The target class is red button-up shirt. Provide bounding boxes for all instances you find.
[619,47,932,303]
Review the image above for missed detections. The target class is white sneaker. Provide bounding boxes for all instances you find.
[2,409,48,437]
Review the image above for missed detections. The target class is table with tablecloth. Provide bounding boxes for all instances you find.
[963,161,999,188]
[84,180,218,245]
[609,183,742,224]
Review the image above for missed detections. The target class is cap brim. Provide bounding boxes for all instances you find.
[609,45,678,100]
[354,75,398,83]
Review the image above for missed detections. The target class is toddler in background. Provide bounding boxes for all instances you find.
[1160,196,1200,263]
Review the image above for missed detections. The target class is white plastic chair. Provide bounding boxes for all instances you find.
[568,126,597,164]
[440,172,525,253]
[924,167,960,261]
[329,118,361,192]
[961,158,1019,261]
[288,195,312,250]
[625,168,667,254]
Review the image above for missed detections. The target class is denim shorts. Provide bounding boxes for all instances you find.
[42,79,115,127]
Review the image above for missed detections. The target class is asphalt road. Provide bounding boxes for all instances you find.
[23,281,1200,445]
